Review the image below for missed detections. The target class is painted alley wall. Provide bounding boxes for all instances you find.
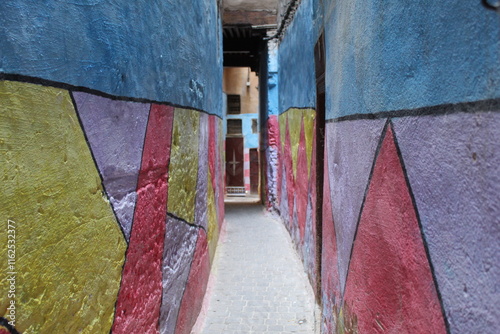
[267,0,500,333]
[272,0,320,297]
[0,1,224,334]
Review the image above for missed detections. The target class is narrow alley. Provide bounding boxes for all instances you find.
[1,1,499,334]
[195,204,318,334]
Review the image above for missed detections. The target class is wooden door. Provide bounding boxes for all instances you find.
[225,137,244,188]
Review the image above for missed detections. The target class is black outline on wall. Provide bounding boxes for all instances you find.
[0,317,20,334]
[0,73,222,119]
[341,119,450,333]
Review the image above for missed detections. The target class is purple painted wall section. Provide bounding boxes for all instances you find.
[160,216,199,334]
[393,112,500,333]
[73,92,150,241]
[325,119,386,293]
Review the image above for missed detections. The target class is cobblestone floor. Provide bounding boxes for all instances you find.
[194,203,319,334]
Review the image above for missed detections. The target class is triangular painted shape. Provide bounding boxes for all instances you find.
[159,217,199,334]
[281,118,295,227]
[343,123,446,334]
[392,114,500,333]
[295,120,309,242]
[112,104,174,333]
[175,229,210,334]
[72,92,150,242]
[325,119,386,293]
[194,113,209,230]
[321,157,341,334]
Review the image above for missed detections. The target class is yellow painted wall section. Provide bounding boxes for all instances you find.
[302,109,316,178]
[0,81,126,333]
[207,168,219,265]
[168,108,200,223]
[281,108,316,179]
[279,113,287,153]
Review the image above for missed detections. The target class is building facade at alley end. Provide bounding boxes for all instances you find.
[0,0,499,334]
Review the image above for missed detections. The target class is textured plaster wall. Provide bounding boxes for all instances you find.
[271,0,500,333]
[0,81,225,334]
[278,0,316,114]
[273,0,320,294]
[276,108,318,292]
[323,0,500,120]
[0,0,223,116]
[0,1,224,333]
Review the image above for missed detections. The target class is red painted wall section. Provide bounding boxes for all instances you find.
[284,119,295,228]
[0,322,11,334]
[321,157,341,333]
[175,229,210,334]
[112,104,174,334]
[343,124,446,333]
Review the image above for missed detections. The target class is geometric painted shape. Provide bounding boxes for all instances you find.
[302,184,317,287]
[216,118,225,228]
[393,112,500,333]
[302,109,316,178]
[159,217,199,334]
[195,113,209,230]
[321,157,341,334]
[295,120,309,242]
[0,81,126,333]
[206,167,219,264]
[343,123,446,333]
[302,123,318,288]
[280,108,316,177]
[174,229,210,334]
[279,155,290,227]
[72,92,150,242]
[284,118,295,227]
[287,109,303,180]
[279,112,287,154]
[325,118,387,294]
[112,104,174,334]
[280,108,315,179]
[167,108,200,224]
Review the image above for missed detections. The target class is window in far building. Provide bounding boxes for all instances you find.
[227,119,242,135]
[227,94,241,114]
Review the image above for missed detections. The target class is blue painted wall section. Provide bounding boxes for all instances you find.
[0,0,223,116]
[324,1,500,120]
[267,47,279,117]
[278,0,316,114]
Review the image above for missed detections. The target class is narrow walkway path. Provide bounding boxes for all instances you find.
[195,203,318,334]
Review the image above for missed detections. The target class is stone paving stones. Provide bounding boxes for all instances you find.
[195,203,319,334]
